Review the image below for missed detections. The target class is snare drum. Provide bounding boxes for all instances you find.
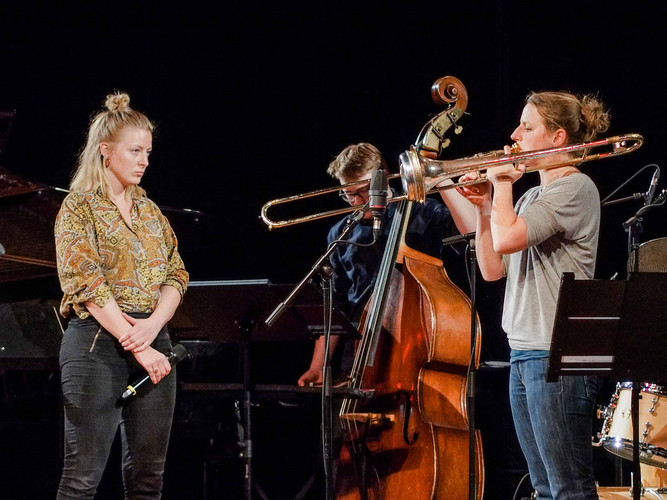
[599,382,667,469]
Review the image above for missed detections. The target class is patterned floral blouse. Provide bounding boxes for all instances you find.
[55,190,189,319]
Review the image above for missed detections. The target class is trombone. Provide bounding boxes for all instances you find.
[260,133,643,230]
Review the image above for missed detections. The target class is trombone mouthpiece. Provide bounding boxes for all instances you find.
[510,143,521,153]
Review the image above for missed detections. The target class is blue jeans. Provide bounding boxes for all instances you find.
[509,357,601,499]
[57,316,176,499]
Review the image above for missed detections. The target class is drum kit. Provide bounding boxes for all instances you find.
[596,238,667,497]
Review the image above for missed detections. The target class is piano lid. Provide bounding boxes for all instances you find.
[0,166,46,198]
[1,110,48,198]
[0,185,62,282]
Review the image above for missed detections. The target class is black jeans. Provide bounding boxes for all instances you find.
[57,315,176,499]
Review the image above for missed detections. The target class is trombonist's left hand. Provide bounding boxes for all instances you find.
[456,171,492,206]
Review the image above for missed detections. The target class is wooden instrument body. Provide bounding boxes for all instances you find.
[337,245,483,500]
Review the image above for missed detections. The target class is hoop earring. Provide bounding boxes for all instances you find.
[104,157,110,168]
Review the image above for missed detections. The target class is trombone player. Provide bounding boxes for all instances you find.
[452,90,611,499]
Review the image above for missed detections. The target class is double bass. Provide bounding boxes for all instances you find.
[335,77,484,500]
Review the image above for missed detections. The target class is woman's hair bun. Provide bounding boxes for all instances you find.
[104,92,131,112]
[580,94,611,137]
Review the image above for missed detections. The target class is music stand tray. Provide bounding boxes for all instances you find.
[547,273,625,381]
[613,273,667,384]
[548,272,667,384]
[0,299,62,370]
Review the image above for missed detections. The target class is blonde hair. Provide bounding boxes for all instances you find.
[69,92,154,198]
[526,91,611,144]
[326,143,388,181]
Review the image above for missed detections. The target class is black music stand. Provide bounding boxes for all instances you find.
[0,299,62,370]
[548,272,667,500]
[169,279,359,500]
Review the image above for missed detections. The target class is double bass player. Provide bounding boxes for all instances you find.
[297,142,473,496]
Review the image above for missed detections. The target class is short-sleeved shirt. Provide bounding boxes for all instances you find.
[55,190,189,319]
[502,173,600,350]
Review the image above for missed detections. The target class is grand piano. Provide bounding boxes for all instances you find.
[0,110,64,371]
[0,109,68,498]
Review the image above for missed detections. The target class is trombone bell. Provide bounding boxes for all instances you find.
[399,149,428,204]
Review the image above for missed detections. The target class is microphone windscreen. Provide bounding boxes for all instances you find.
[370,169,387,193]
[169,343,189,364]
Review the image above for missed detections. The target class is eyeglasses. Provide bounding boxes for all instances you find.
[338,185,370,203]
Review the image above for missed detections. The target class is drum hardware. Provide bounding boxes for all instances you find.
[596,394,621,444]
[630,472,646,497]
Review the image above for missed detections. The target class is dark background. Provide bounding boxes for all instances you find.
[1,2,665,499]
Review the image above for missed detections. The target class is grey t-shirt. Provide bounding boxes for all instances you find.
[502,173,600,350]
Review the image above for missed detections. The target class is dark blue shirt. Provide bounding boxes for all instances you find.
[327,197,457,322]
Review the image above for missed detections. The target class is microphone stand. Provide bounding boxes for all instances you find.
[622,201,644,500]
[442,231,479,500]
[620,190,666,500]
[265,204,368,500]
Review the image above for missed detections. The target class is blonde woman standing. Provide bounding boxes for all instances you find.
[54,92,188,499]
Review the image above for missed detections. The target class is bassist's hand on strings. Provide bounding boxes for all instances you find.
[298,367,323,387]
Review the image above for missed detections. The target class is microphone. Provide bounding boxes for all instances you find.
[645,166,660,205]
[369,169,388,238]
[120,343,189,401]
